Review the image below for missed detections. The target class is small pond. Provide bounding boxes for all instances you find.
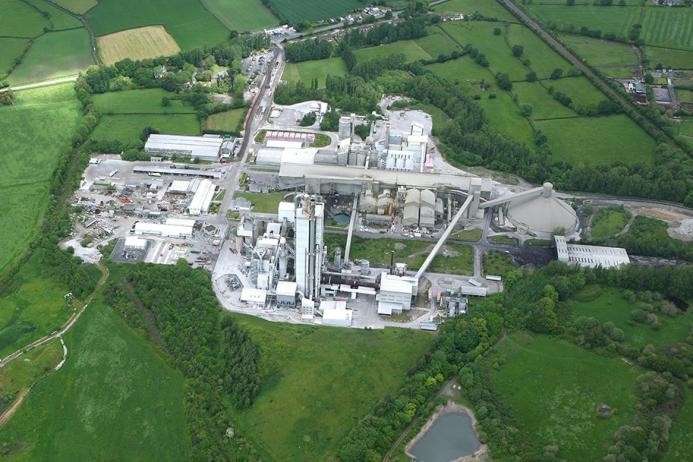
[409,410,481,462]
[332,213,351,224]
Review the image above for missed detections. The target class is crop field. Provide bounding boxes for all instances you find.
[90,114,201,144]
[205,108,245,132]
[0,297,190,461]
[568,286,693,347]
[52,0,97,14]
[665,394,693,462]
[506,24,571,79]
[489,332,638,461]
[590,207,630,241]
[0,84,81,274]
[92,88,195,114]
[536,115,655,166]
[201,0,277,32]
[477,91,535,147]
[229,313,434,461]
[86,0,229,50]
[0,0,48,37]
[439,22,529,80]
[644,47,693,70]
[513,81,575,119]
[0,38,28,77]
[8,29,93,84]
[432,0,517,22]
[23,0,82,30]
[97,26,181,65]
[354,40,433,64]
[545,77,607,108]
[283,57,347,88]
[264,0,362,24]
[560,33,637,78]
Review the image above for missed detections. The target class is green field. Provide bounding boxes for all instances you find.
[8,29,93,84]
[414,30,460,58]
[0,38,28,77]
[483,251,516,277]
[52,0,97,14]
[200,0,277,32]
[92,89,195,114]
[644,46,693,70]
[86,0,229,50]
[0,297,190,461]
[489,332,638,461]
[205,108,245,132]
[506,23,571,79]
[0,0,48,37]
[323,234,431,270]
[536,115,655,166]
[429,243,473,275]
[569,286,693,347]
[432,0,517,22]
[283,57,348,88]
[477,91,535,147]
[545,76,608,108]
[591,207,630,241]
[677,89,693,104]
[264,0,362,23]
[0,84,81,274]
[229,313,434,461]
[426,56,494,91]
[355,40,433,64]
[665,394,693,462]
[513,81,575,119]
[23,0,83,30]
[91,114,200,144]
[560,33,638,78]
[234,192,287,213]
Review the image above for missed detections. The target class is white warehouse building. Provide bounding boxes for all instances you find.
[554,236,630,268]
[187,179,216,215]
[145,134,223,161]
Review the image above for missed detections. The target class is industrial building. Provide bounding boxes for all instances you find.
[187,179,216,215]
[294,196,324,300]
[554,236,630,268]
[134,217,195,238]
[144,134,224,161]
[377,273,417,314]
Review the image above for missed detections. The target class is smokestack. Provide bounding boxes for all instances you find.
[389,250,395,275]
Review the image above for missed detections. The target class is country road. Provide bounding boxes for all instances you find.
[0,76,79,93]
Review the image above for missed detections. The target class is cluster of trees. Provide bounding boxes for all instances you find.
[342,17,427,48]
[275,73,380,114]
[616,216,693,261]
[284,39,334,63]
[105,264,261,460]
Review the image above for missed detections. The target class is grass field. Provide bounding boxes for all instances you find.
[506,24,571,79]
[426,56,494,91]
[0,84,81,274]
[665,394,693,462]
[52,0,97,14]
[23,0,82,30]
[229,313,434,461]
[414,30,460,58]
[200,0,277,32]
[324,234,431,270]
[536,115,655,166]
[97,26,181,65]
[489,332,638,461]
[477,91,535,147]
[86,0,229,50]
[429,243,474,275]
[234,192,287,213]
[0,296,190,461]
[545,76,607,108]
[644,47,693,70]
[0,0,48,37]
[91,88,195,114]
[90,114,200,144]
[560,33,638,78]
[677,89,693,104]
[264,0,362,23]
[483,251,516,277]
[283,57,347,88]
[354,40,433,64]
[569,286,693,347]
[0,38,28,77]
[513,81,575,119]
[432,0,517,22]
[205,108,245,132]
[8,29,93,84]
[591,207,630,241]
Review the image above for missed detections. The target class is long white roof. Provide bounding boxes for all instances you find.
[145,134,223,158]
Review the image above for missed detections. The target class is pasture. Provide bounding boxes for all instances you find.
[568,286,693,347]
[644,47,693,70]
[354,40,433,64]
[97,26,181,65]
[513,81,575,119]
[8,29,93,84]
[560,33,638,78]
[0,297,190,462]
[90,114,200,144]
[0,38,28,77]
[91,88,195,114]
[426,57,493,91]
[489,331,638,462]
[545,77,607,108]
[506,24,571,79]
[536,114,655,166]
[86,0,229,50]
[52,0,97,14]
[229,313,434,461]
[414,30,460,58]
[477,91,536,147]
[665,394,693,462]
[201,0,277,32]
[283,57,347,88]
[0,0,48,37]
[432,0,517,22]
[23,0,82,30]
[263,0,362,24]
[205,108,245,133]
[0,84,81,274]
[590,207,630,241]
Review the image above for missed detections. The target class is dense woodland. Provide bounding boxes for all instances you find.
[337,262,693,461]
